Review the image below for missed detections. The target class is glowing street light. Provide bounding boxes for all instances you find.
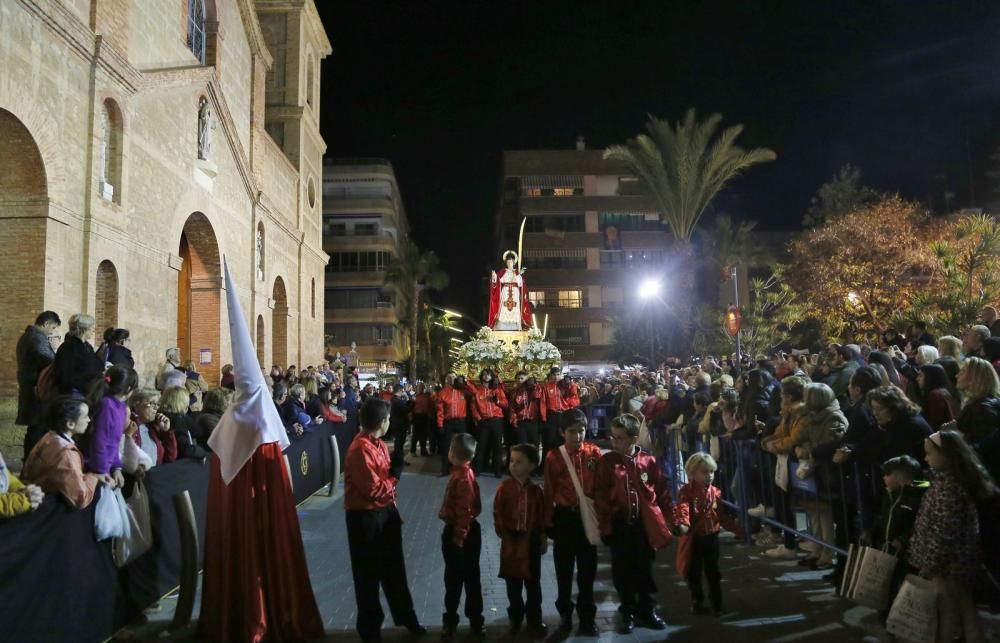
[638,278,662,300]
[449,337,462,344]
[434,322,463,334]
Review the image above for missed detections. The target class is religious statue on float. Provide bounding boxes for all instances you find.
[488,250,533,331]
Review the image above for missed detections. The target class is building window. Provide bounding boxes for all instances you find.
[354,223,378,236]
[599,212,664,231]
[558,290,583,308]
[325,323,395,345]
[525,214,585,233]
[528,291,546,307]
[327,288,393,309]
[326,251,392,273]
[553,187,577,196]
[600,250,624,266]
[306,57,315,108]
[187,0,206,64]
[98,100,123,204]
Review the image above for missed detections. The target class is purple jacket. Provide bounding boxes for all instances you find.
[87,396,127,474]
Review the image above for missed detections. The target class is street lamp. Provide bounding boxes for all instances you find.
[637,278,663,369]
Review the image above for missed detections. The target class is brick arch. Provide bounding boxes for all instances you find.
[0,109,49,396]
[95,260,119,333]
[177,212,222,384]
[272,276,288,369]
[0,82,63,203]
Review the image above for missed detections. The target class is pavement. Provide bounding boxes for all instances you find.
[116,446,1000,642]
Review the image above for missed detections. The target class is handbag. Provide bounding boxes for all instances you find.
[840,543,862,598]
[886,575,938,642]
[850,546,899,610]
[788,459,818,496]
[774,453,789,492]
[113,481,153,566]
[559,446,602,546]
[637,419,653,452]
[94,485,130,541]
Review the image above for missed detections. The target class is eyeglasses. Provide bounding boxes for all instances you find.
[144,402,159,409]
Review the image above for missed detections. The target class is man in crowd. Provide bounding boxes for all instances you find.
[819,344,857,407]
[982,307,1000,337]
[155,347,184,390]
[16,311,61,457]
[542,367,569,461]
[436,371,469,476]
[964,324,991,359]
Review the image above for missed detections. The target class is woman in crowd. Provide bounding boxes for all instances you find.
[759,376,809,559]
[105,328,134,368]
[937,335,963,361]
[953,356,1000,479]
[23,397,108,508]
[917,364,959,430]
[795,383,848,570]
[160,385,208,460]
[84,365,138,487]
[181,360,209,395]
[866,350,901,388]
[915,345,939,368]
[127,388,177,466]
[867,386,932,465]
[194,387,231,448]
[52,313,104,396]
[909,430,995,643]
[220,363,235,390]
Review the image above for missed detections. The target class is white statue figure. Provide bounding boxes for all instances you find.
[198,97,215,161]
[346,341,359,369]
[255,227,265,282]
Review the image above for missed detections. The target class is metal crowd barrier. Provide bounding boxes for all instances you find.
[658,426,882,558]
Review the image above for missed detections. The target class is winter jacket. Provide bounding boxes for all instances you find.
[761,402,807,454]
[15,325,55,425]
[880,413,932,464]
[956,396,1000,442]
[921,388,958,431]
[872,480,929,556]
[52,334,104,396]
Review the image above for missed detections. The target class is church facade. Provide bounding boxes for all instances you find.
[0,0,331,393]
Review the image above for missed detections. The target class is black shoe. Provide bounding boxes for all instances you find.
[507,621,522,636]
[440,624,455,640]
[557,615,572,635]
[639,611,667,630]
[617,613,635,634]
[470,620,486,636]
[405,622,427,636]
[576,621,598,636]
[691,603,709,615]
[525,622,548,639]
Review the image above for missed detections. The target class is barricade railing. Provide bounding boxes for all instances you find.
[583,403,616,438]
[659,426,882,558]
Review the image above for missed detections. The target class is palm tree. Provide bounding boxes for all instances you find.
[384,239,449,381]
[604,109,775,337]
[697,213,774,306]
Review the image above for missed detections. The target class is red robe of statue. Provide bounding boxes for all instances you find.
[198,443,324,642]
[488,268,533,330]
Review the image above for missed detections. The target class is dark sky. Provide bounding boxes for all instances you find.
[316,0,1000,312]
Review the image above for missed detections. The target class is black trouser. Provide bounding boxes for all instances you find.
[543,411,563,464]
[776,485,798,549]
[391,422,408,468]
[346,506,419,639]
[516,419,540,449]
[688,533,722,609]
[442,521,483,626]
[22,423,45,460]
[440,419,466,474]
[609,517,658,616]
[411,414,430,454]
[473,417,503,475]
[552,506,597,623]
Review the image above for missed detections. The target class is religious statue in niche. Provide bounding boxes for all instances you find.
[488,250,532,331]
[346,341,360,369]
[198,97,216,161]
[255,227,265,282]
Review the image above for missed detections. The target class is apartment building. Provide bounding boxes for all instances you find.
[322,158,410,375]
[495,138,671,364]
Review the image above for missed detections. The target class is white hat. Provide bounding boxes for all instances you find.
[208,257,289,484]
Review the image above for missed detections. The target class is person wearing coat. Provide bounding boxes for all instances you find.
[16,311,61,457]
[52,314,104,397]
[867,386,932,465]
[917,364,959,430]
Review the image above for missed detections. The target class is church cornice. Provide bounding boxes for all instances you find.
[236,0,274,70]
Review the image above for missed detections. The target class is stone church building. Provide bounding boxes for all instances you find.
[0,0,331,393]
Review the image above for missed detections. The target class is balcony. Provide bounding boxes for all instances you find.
[325,306,400,324]
[323,232,397,251]
[518,194,657,213]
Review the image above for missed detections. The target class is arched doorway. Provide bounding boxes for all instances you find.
[272,277,288,369]
[256,315,265,366]
[177,213,221,385]
[0,109,48,395]
[95,260,119,333]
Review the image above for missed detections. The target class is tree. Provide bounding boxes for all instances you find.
[383,239,449,380]
[802,163,878,227]
[604,110,775,334]
[607,312,671,368]
[907,213,1000,334]
[696,213,773,306]
[787,196,942,340]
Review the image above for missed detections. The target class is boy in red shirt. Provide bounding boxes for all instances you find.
[674,452,741,616]
[439,433,484,638]
[344,398,425,642]
[595,413,672,634]
[543,408,602,636]
[494,443,547,638]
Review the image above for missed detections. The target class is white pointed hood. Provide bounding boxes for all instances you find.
[208,257,289,484]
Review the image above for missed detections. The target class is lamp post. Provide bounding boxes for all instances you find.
[638,278,662,370]
[731,266,742,362]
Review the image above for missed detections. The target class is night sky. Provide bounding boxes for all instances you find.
[316,1,1000,312]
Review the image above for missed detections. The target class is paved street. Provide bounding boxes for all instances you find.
[128,449,948,642]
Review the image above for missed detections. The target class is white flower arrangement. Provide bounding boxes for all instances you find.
[517,338,561,362]
[458,327,511,365]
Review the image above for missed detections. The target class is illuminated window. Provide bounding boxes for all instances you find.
[558,290,583,308]
[524,187,542,197]
[528,291,546,307]
[553,187,575,196]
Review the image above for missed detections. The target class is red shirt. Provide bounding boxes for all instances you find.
[560,381,581,409]
[673,482,741,537]
[468,381,508,421]
[542,381,567,413]
[413,392,433,415]
[379,390,393,401]
[435,386,468,427]
[343,432,397,511]
[543,442,602,527]
[509,384,546,425]
[595,447,674,549]
[494,477,545,580]
[438,462,481,545]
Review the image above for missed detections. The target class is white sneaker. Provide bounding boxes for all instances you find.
[747,504,775,518]
[799,539,820,552]
[764,545,798,559]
